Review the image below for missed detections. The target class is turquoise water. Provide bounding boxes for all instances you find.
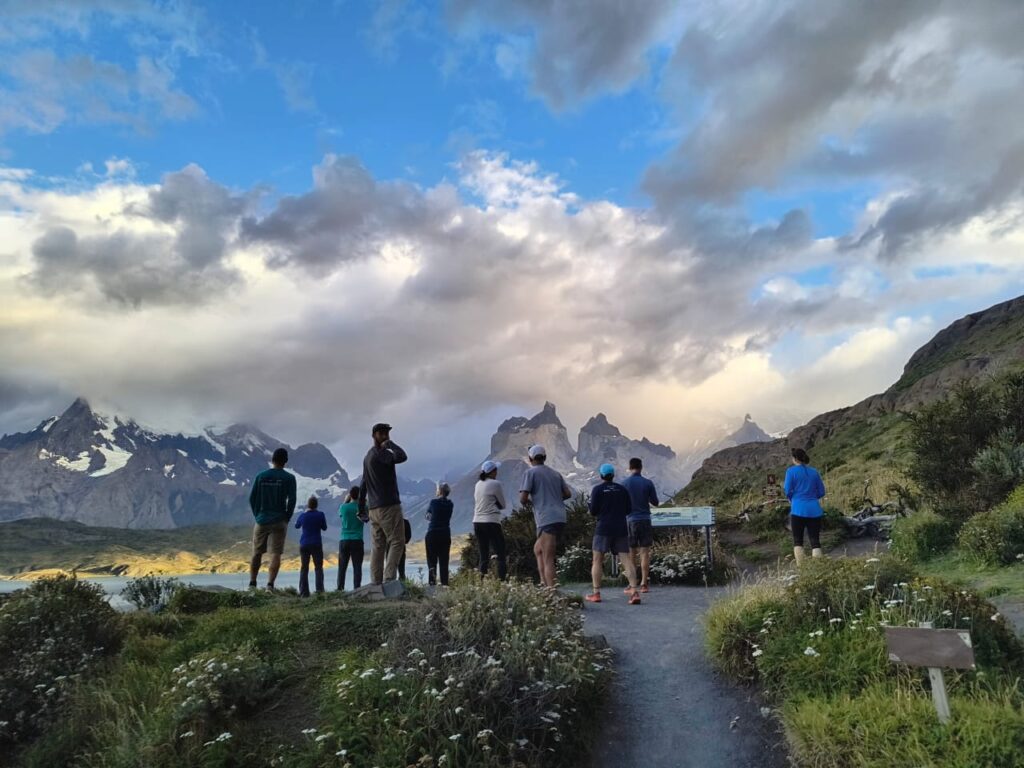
[0,560,440,598]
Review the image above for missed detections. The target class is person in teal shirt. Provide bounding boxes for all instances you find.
[337,486,366,591]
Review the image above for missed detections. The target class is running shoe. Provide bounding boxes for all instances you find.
[584,592,602,603]
[640,583,650,593]
[628,591,642,605]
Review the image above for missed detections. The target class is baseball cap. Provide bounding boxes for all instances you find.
[481,460,500,473]
[599,463,615,478]
[528,444,546,458]
[371,422,392,434]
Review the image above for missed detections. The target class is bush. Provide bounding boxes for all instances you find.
[556,544,593,583]
[959,486,1024,565]
[312,580,612,767]
[782,682,1024,768]
[705,581,789,682]
[0,576,124,745]
[121,575,183,611]
[889,511,959,562]
[167,585,273,614]
[167,644,275,728]
[462,495,595,581]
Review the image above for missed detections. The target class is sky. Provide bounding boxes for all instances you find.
[2,0,1024,478]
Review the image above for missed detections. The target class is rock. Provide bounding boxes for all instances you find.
[382,580,407,599]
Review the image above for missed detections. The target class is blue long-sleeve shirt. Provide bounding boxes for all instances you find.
[621,473,659,522]
[588,481,631,538]
[426,498,453,533]
[784,465,826,518]
[294,509,328,548]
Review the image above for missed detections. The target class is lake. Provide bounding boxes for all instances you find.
[0,559,446,608]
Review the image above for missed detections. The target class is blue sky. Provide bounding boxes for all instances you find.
[2,1,1024,475]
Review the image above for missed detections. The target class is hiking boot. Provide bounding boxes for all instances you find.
[628,590,642,605]
[584,592,602,603]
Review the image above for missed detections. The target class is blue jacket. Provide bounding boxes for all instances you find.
[294,509,328,548]
[426,498,453,533]
[784,465,826,518]
[588,481,631,538]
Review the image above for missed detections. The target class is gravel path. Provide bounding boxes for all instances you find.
[569,585,789,768]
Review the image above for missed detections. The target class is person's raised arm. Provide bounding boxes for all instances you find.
[519,490,531,507]
[378,440,408,465]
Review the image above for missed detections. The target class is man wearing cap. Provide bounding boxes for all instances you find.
[359,423,409,584]
[474,459,508,580]
[621,457,659,593]
[519,444,572,588]
[248,447,297,590]
[586,464,642,605]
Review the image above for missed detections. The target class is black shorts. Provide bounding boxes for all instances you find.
[628,519,654,548]
[537,522,565,538]
[593,534,630,555]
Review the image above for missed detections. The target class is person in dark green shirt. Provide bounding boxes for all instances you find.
[248,447,297,590]
[337,486,366,591]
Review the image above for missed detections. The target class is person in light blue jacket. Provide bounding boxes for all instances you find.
[784,448,826,564]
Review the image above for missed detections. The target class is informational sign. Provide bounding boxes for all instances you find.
[885,626,975,725]
[651,506,715,527]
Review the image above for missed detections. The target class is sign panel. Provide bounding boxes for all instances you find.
[651,506,715,527]
[885,627,975,670]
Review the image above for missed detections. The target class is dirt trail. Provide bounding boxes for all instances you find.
[571,585,788,768]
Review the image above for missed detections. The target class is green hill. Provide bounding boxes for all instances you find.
[677,295,1024,516]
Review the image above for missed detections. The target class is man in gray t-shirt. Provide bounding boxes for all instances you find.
[519,444,572,587]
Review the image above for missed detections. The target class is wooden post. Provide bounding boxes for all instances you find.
[928,667,951,725]
[704,525,714,569]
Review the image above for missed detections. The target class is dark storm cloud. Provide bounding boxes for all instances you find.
[445,0,676,110]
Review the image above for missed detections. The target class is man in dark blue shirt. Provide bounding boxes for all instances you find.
[621,457,660,592]
[586,464,642,605]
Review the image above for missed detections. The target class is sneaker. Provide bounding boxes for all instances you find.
[640,583,650,593]
[584,592,602,603]
[628,590,642,605]
[248,582,258,590]
[266,584,276,592]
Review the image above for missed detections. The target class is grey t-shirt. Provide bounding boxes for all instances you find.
[520,464,571,529]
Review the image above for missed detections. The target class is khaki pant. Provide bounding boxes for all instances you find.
[369,504,405,583]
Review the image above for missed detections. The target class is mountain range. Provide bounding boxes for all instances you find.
[404,402,771,537]
[0,397,769,538]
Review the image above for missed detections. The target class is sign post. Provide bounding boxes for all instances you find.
[650,506,716,569]
[884,624,974,725]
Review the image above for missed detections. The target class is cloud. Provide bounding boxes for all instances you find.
[445,0,679,110]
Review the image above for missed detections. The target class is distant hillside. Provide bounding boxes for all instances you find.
[678,294,1024,514]
[0,518,308,579]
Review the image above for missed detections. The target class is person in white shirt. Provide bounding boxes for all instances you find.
[473,460,508,580]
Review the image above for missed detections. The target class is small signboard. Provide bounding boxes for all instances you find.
[885,627,975,670]
[651,506,715,527]
[885,626,975,725]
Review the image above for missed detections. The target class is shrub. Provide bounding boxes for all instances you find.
[462,495,595,581]
[167,644,274,728]
[556,544,593,583]
[959,486,1024,565]
[705,580,789,682]
[889,511,958,562]
[782,682,1024,768]
[0,576,124,745]
[167,585,273,614]
[121,575,183,611]
[313,580,612,767]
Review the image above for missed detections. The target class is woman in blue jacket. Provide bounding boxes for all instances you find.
[784,448,826,563]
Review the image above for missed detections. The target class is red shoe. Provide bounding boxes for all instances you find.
[640,583,650,594]
[585,592,602,603]
[628,591,642,605]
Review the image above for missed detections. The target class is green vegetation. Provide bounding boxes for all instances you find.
[958,485,1024,566]
[705,557,1024,767]
[4,576,610,768]
[889,510,958,563]
[907,375,1024,517]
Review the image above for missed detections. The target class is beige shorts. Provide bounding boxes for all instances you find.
[253,521,288,555]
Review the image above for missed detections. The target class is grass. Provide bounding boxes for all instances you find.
[917,552,1024,599]
[704,556,1024,767]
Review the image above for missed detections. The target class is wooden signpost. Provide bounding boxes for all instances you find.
[884,624,975,724]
